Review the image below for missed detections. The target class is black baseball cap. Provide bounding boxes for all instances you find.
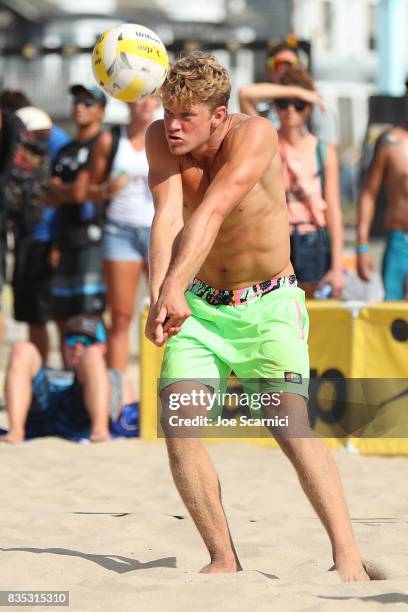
[64,316,107,343]
[69,84,107,107]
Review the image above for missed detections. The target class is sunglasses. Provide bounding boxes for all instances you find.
[72,96,97,107]
[64,334,96,347]
[275,99,309,112]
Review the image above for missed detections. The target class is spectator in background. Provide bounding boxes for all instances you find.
[0,99,19,349]
[31,121,71,359]
[239,36,339,146]
[0,90,30,113]
[0,101,18,193]
[357,81,408,300]
[46,84,107,358]
[274,66,344,297]
[0,90,71,361]
[12,105,53,359]
[0,315,136,444]
[88,97,158,373]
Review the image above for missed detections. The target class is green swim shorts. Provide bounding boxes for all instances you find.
[160,275,310,417]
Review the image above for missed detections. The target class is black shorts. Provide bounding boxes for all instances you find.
[51,244,106,320]
[13,239,53,324]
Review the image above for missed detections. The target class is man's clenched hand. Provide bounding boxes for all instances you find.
[145,279,191,347]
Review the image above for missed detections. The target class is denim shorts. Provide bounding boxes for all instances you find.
[102,219,150,262]
[290,229,331,283]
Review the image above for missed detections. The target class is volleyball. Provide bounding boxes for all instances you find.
[92,23,169,102]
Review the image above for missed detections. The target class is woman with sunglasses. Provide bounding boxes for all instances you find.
[274,66,345,297]
[239,38,338,147]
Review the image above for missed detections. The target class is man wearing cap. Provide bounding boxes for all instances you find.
[0,315,132,444]
[45,84,107,354]
[239,37,339,146]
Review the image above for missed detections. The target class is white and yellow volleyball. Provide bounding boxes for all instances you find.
[92,23,168,102]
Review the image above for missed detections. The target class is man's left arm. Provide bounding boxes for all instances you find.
[158,117,277,332]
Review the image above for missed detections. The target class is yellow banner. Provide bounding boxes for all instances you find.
[139,302,408,454]
[307,301,353,439]
[352,302,408,454]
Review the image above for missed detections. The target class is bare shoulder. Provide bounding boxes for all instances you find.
[389,127,408,142]
[146,119,166,148]
[377,127,404,148]
[225,114,277,150]
[231,113,276,137]
[93,129,112,154]
[145,120,180,176]
[145,120,176,164]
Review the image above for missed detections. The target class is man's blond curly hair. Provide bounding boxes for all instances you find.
[160,51,231,112]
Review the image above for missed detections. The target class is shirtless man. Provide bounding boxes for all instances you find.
[145,52,369,581]
[357,90,408,300]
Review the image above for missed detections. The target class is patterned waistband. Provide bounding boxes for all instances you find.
[186,275,298,307]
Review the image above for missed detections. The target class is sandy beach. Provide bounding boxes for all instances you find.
[1,435,407,612]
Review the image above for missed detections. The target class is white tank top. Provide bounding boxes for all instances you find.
[106,126,154,227]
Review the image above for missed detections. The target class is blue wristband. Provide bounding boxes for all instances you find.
[356,244,369,255]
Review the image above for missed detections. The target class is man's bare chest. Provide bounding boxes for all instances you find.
[180,156,224,211]
[387,142,408,185]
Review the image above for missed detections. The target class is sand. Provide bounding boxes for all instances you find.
[0,435,407,612]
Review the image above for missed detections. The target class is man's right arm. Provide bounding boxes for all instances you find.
[145,120,184,304]
[357,138,388,281]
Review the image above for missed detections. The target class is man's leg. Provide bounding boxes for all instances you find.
[265,393,369,582]
[0,342,42,444]
[76,345,111,442]
[161,383,242,573]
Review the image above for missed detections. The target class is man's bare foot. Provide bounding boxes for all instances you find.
[200,555,242,574]
[90,430,111,443]
[332,555,370,582]
[0,431,24,444]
